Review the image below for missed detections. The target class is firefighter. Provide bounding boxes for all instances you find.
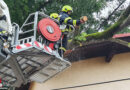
[59,5,87,54]
[0,10,7,36]
[0,0,11,59]
[0,15,8,40]
[50,13,60,25]
[0,1,10,39]
[0,16,8,59]
[0,0,12,34]
[48,13,60,50]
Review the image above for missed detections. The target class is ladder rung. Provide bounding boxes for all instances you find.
[23,22,34,26]
[19,29,34,34]
[40,72,50,77]
[47,67,57,70]
[53,62,63,66]
[0,71,16,79]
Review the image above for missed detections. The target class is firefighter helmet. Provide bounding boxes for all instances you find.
[50,13,59,19]
[62,5,73,12]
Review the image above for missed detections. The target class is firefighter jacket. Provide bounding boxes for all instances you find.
[59,12,81,33]
[0,29,6,35]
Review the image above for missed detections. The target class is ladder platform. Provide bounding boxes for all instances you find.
[0,12,71,87]
[0,44,71,87]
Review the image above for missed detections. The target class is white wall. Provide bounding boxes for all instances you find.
[30,52,130,90]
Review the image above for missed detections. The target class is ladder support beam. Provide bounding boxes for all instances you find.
[7,56,27,87]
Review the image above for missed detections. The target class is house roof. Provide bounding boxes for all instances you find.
[66,33,130,62]
[113,33,130,38]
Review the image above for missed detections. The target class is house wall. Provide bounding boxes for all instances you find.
[29,52,130,90]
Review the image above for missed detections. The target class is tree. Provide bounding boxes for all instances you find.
[74,5,130,47]
[86,5,130,40]
[5,0,106,28]
[4,0,46,26]
[97,0,126,31]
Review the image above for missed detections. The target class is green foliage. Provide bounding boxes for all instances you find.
[4,0,106,29]
[75,32,87,41]
[4,0,45,26]
[117,27,130,34]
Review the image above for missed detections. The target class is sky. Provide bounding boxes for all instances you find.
[100,0,130,18]
[93,0,130,20]
[92,0,130,32]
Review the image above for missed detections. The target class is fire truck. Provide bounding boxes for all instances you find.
[0,1,71,88]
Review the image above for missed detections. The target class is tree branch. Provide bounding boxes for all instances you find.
[85,5,130,41]
[97,0,126,31]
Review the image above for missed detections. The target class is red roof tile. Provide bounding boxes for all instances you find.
[113,33,130,38]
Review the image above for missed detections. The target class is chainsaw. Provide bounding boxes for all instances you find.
[80,16,88,23]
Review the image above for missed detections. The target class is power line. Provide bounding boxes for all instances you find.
[53,77,130,90]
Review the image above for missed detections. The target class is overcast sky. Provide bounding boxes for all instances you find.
[100,0,130,18]
[92,0,130,32]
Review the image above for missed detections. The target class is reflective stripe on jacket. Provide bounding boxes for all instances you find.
[0,29,7,34]
[59,12,81,26]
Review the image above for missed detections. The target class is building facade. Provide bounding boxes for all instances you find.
[30,52,130,90]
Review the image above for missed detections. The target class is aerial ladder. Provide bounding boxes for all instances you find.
[0,1,71,88]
